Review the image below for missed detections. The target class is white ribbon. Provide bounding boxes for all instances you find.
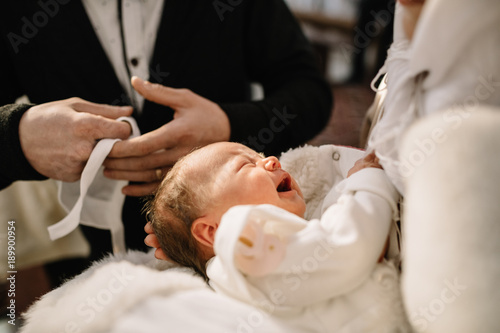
[48,116,140,254]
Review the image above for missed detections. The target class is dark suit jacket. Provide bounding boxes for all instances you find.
[0,0,332,260]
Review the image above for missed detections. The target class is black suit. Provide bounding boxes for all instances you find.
[0,0,332,269]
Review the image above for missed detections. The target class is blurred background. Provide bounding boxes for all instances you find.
[286,0,394,148]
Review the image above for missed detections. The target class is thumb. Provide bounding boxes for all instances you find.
[73,100,133,119]
[131,76,188,109]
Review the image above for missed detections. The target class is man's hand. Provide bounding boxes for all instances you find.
[144,222,170,261]
[19,98,133,181]
[104,77,231,197]
[347,151,383,178]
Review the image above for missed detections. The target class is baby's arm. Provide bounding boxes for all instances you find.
[280,168,398,306]
[310,168,399,298]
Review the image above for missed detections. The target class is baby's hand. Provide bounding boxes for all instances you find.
[347,152,383,178]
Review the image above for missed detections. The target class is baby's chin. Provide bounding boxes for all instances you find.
[285,198,306,218]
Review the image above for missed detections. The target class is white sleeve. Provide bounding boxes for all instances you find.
[207,168,399,309]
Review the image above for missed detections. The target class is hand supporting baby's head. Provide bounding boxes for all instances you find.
[145,142,306,280]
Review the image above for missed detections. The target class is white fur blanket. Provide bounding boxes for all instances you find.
[20,145,377,333]
[20,251,207,333]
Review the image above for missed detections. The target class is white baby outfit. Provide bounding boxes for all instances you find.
[208,145,412,332]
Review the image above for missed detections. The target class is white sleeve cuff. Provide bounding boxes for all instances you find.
[336,168,400,216]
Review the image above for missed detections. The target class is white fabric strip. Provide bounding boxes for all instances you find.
[48,117,140,254]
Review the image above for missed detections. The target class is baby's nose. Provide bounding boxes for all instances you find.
[264,156,281,171]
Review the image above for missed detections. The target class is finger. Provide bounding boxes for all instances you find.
[84,115,133,141]
[398,0,426,6]
[122,182,160,197]
[364,151,377,161]
[144,221,154,234]
[107,129,172,158]
[107,127,186,158]
[131,76,189,109]
[145,233,162,248]
[154,248,170,261]
[104,150,171,170]
[103,168,161,182]
[72,99,133,119]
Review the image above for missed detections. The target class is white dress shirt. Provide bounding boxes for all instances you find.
[82,0,165,111]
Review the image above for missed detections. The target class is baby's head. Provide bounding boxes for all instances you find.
[146,142,305,279]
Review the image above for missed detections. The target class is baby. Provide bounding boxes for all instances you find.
[146,142,410,331]
[146,142,382,279]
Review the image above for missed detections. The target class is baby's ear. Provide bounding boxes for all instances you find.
[191,217,218,248]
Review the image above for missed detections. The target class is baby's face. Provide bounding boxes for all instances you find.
[193,142,306,221]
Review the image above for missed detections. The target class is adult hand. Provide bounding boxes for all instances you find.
[347,151,383,178]
[19,98,133,181]
[144,221,170,261]
[104,77,231,197]
[398,0,425,40]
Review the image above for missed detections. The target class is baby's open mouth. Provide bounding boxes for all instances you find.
[277,175,292,192]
